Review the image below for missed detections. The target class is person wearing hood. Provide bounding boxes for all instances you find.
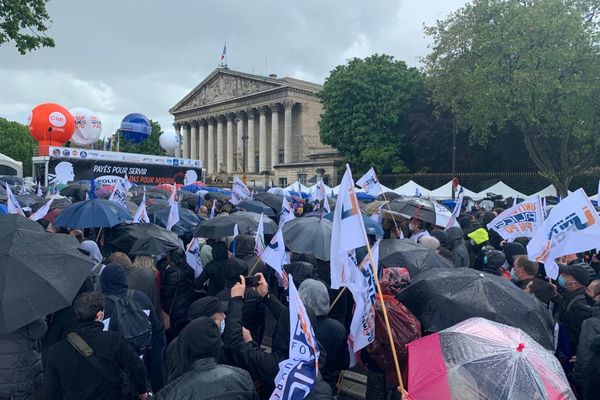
[444,226,469,268]
[298,279,349,395]
[502,242,527,269]
[158,249,197,342]
[481,249,510,279]
[100,263,163,393]
[196,240,229,296]
[223,274,331,400]
[154,317,256,400]
[232,234,266,275]
[80,239,104,290]
[216,257,266,345]
[573,279,600,393]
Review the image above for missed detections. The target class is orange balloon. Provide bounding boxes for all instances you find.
[28,103,75,148]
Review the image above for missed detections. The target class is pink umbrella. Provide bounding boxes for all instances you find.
[406,317,574,400]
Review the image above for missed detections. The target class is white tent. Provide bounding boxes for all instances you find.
[393,180,432,197]
[428,181,479,200]
[530,184,557,198]
[307,181,333,194]
[331,184,364,195]
[475,181,526,199]
[284,181,310,193]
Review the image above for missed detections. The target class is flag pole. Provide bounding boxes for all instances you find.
[362,234,407,395]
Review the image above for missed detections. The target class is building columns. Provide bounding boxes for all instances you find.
[235,112,244,172]
[190,122,198,160]
[198,120,206,166]
[207,118,215,174]
[226,114,234,174]
[258,107,268,173]
[216,117,224,173]
[270,105,280,170]
[246,110,256,173]
[175,124,182,158]
[283,100,294,164]
[182,124,190,159]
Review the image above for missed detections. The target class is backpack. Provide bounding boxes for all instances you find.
[106,290,152,355]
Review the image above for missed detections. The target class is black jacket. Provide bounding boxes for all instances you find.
[574,302,600,387]
[154,357,256,400]
[44,321,147,400]
[553,287,592,354]
[514,277,554,305]
[445,227,469,268]
[314,316,349,394]
[159,263,197,327]
[196,242,229,296]
[581,337,600,400]
[0,319,46,399]
[124,265,162,319]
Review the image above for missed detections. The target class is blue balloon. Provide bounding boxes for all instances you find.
[120,113,151,143]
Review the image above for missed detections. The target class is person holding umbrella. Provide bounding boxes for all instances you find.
[408,218,430,243]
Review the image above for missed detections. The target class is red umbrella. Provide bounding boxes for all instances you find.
[154,184,182,192]
[42,208,62,222]
[406,318,574,400]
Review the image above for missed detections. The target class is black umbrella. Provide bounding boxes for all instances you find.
[379,239,452,276]
[253,192,284,212]
[396,268,555,350]
[282,217,332,261]
[238,200,277,217]
[60,182,91,201]
[0,229,94,333]
[0,214,45,232]
[53,199,131,229]
[377,191,401,201]
[16,193,42,207]
[148,204,202,238]
[194,211,277,239]
[204,192,230,202]
[125,200,139,216]
[111,223,181,256]
[31,196,72,212]
[387,197,437,224]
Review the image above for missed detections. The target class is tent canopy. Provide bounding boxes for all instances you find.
[393,180,431,197]
[429,181,479,200]
[474,181,526,199]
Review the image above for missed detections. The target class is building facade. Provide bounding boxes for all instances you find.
[170,68,341,187]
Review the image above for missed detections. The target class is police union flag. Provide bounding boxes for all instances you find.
[270,274,319,400]
[356,167,382,197]
[527,189,600,279]
[487,196,544,240]
[330,164,367,289]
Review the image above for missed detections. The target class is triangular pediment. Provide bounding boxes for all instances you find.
[171,69,283,113]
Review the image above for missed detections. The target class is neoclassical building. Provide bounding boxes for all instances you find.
[170,68,341,186]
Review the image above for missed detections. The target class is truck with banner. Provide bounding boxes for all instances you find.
[32,147,203,187]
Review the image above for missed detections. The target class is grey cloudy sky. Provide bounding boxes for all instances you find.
[0,0,467,139]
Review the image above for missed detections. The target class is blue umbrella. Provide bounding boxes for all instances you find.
[53,199,131,229]
[318,212,384,238]
[0,204,6,214]
[148,204,202,238]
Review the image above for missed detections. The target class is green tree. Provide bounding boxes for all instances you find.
[318,54,425,174]
[0,0,55,54]
[424,0,600,196]
[0,118,37,176]
[112,120,167,156]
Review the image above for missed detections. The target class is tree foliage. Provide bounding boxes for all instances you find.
[111,120,167,156]
[0,117,37,176]
[0,0,55,54]
[424,0,600,195]
[318,54,425,174]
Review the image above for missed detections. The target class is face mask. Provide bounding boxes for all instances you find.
[585,294,596,306]
[409,222,416,232]
[557,275,567,288]
[219,319,225,334]
[483,256,488,265]
[511,268,518,281]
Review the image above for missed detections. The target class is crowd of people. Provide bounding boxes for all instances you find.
[1,186,599,400]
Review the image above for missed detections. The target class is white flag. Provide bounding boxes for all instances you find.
[166,186,180,231]
[132,194,150,223]
[6,184,25,217]
[36,185,43,197]
[123,174,133,192]
[487,196,544,241]
[330,165,368,289]
[233,223,239,238]
[270,274,319,400]
[185,237,204,278]
[260,228,287,278]
[527,189,600,279]
[210,201,217,219]
[445,186,464,229]
[415,187,421,197]
[254,213,266,255]
[29,197,54,222]
[347,241,379,360]
[356,167,383,197]
[108,179,127,209]
[279,196,295,227]
[231,177,251,205]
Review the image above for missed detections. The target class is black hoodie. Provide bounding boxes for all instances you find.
[196,241,229,296]
[445,227,469,268]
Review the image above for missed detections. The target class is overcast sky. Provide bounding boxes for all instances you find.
[0,0,467,139]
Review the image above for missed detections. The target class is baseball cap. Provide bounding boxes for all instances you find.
[559,263,590,286]
[187,296,228,321]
